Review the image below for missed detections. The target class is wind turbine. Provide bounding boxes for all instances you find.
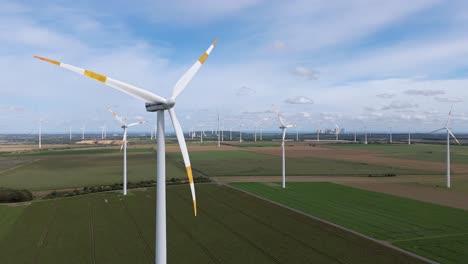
[107,107,144,195]
[429,108,460,188]
[230,128,232,140]
[34,38,217,264]
[354,130,357,143]
[38,119,46,149]
[69,126,72,141]
[275,111,293,189]
[295,126,299,141]
[316,129,320,142]
[335,124,340,141]
[364,126,368,144]
[80,125,86,140]
[217,111,221,148]
[389,127,393,144]
[239,124,244,142]
[408,128,411,145]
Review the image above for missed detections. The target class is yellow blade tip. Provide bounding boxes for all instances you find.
[193,200,197,216]
[212,38,218,46]
[34,56,60,65]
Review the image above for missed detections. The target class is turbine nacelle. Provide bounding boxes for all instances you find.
[145,99,175,112]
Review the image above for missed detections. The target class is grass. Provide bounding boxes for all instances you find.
[231,182,468,264]
[0,152,187,191]
[0,184,425,263]
[179,150,433,177]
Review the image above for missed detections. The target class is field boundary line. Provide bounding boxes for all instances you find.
[390,232,468,243]
[0,158,41,175]
[88,200,96,264]
[224,183,439,264]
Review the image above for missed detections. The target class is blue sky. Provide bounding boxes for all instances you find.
[1,0,468,134]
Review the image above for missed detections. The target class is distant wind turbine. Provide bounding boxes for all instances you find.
[429,108,460,188]
[38,119,47,149]
[108,107,145,195]
[276,111,293,189]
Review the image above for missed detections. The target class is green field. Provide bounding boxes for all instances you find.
[0,184,425,263]
[0,152,186,190]
[0,149,435,191]
[333,143,468,164]
[231,182,468,264]
[173,150,433,177]
[3,147,155,156]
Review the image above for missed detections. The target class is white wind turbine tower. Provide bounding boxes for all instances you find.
[254,125,258,142]
[107,107,144,195]
[69,126,72,141]
[295,126,299,141]
[275,111,293,189]
[354,130,357,143]
[364,126,368,144]
[429,108,460,189]
[34,38,217,264]
[38,119,47,149]
[217,112,221,148]
[316,129,320,142]
[408,128,411,145]
[80,125,86,140]
[230,128,232,140]
[335,124,340,141]
[239,123,244,142]
[389,127,393,144]
[100,126,106,139]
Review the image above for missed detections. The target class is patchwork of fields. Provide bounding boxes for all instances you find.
[0,184,425,263]
[0,143,467,263]
[231,182,468,264]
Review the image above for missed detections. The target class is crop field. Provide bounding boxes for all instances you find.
[0,151,186,191]
[0,184,426,264]
[172,150,431,177]
[231,182,468,264]
[333,143,468,164]
[0,148,432,191]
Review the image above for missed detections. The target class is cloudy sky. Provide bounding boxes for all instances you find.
[1,0,468,134]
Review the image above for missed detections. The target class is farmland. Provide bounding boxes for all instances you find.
[0,184,425,263]
[231,182,468,264]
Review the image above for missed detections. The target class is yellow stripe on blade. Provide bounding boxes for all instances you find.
[84,70,107,83]
[198,53,209,64]
[186,166,194,184]
[34,56,60,66]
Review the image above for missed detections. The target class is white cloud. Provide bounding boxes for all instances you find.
[376,93,395,99]
[434,96,463,103]
[236,86,256,96]
[284,96,314,104]
[290,66,318,80]
[381,101,418,110]
[404,89,444,96]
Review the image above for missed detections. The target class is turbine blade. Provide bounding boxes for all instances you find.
[168,108,197,216]
[275,111,286,127]
[107,107,126,126]
[428,128,445,134]
[127,121,145,127]
[447,129,461,145]
[445,105,453,128]
[34,56,167,104]
[171,39,218,99]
